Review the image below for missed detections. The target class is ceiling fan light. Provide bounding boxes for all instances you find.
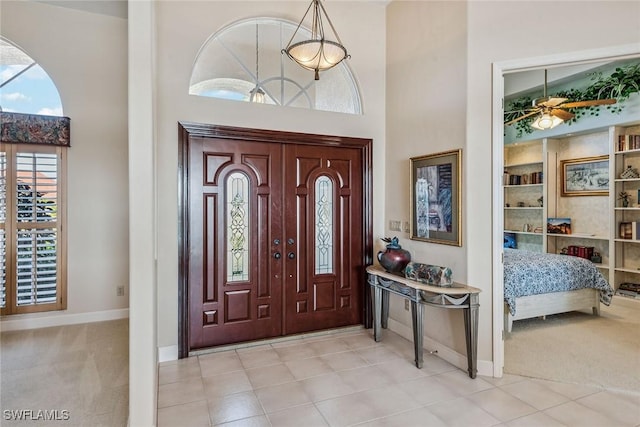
[531,113,563,130]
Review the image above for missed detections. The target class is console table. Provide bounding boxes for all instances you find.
[366,265,481,378]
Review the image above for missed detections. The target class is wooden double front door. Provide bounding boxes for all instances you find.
[179,123,372,353]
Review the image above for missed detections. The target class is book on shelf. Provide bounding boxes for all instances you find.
[619,221,639,240]
[565,245,594,260]
[503,172,543,185]
[619,282,640,293]
[616,289,640,299]
[617,134,640,151]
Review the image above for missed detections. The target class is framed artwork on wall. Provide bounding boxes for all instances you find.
[410,149,462,246]
[560,155,609,196]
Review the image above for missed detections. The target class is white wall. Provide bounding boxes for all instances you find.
[154,1,387,351]
[0,1,129,328]
[386,0,640,373]
[386,1,471,362]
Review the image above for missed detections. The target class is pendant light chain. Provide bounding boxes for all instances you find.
[255,21,259,85]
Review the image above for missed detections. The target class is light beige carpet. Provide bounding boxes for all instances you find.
[505,300,640,392]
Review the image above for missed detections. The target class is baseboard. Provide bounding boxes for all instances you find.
[158,345,179,363]
[387,318,493,378]
[0,308,129,332]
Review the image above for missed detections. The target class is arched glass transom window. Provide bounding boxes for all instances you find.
[0,38,63,116]
[189,18,362,115]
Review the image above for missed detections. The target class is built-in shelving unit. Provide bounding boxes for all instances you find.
[503,140,545,253]
[504,123,640,302]
[612,125,640,302]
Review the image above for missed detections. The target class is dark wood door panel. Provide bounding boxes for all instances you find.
[179,123,372,355]
[188,137,283,350]
[283,144,364,335]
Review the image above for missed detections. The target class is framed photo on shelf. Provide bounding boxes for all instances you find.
[503,232,517,249]
[547,217,571,235]
[410,149,461,246]
[560,155,609,196]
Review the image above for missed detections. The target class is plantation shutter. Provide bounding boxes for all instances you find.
[16,152,59,306]
[0,149,6,308]
[0,144,66,314]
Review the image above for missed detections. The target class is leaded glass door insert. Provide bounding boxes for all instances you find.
[226,172,250,282]
[315,175,333,275]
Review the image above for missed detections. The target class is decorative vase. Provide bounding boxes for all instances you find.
[377,237,411,273]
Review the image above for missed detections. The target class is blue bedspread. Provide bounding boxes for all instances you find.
[504,249,613,315]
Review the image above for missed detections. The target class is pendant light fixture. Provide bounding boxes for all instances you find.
[250,22,265,103]
[282,0,350,80]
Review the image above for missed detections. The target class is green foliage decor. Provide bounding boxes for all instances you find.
[505,63,640,138]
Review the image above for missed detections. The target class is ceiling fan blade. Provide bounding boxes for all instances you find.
[559,99,617,108]
[504,110,540,126]
[539,97,568,108]
[504,109,537,114]
[550,109,574,121]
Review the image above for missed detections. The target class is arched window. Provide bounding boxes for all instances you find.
[189,18,362,115]
[1,38,67,315]
[0,38,63,115]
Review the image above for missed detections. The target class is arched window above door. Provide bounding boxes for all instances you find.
[0,38,63,116]
[189,18,362,115]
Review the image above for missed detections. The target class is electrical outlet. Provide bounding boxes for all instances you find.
[403,221,410,233]
[404,299,410,311]
[117,286,125,296]
[389,220,402,232]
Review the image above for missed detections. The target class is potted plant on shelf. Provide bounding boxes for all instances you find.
[618,191,631,207]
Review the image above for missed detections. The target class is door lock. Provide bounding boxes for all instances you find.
[288,252,296,260]
[274,252,282,259]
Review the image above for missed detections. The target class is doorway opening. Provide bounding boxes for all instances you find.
[492,44,640,379]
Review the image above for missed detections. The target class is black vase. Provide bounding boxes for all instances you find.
[377,237,411,273]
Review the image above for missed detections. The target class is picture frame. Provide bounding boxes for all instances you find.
[503,232,517,249]
[410,149,461,246]
[547,217,572,235]
[560,155,609,196]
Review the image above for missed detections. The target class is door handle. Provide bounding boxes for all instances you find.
[274,252,282,259]
[288,252,296,260]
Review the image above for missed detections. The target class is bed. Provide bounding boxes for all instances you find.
[504,249,613,332]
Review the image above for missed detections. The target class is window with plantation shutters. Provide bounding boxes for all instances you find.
[0,144,66,314]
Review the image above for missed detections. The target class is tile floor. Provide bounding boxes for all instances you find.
[157,328,640,427]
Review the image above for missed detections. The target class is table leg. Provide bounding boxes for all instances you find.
[381,290,389,329]
[463,293,480,379]
[372,283,382,342]
[411,300,424,369]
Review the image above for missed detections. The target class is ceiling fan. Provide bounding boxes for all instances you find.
[504,69,617,130]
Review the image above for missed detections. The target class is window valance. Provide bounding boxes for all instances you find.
[0,112,70,147]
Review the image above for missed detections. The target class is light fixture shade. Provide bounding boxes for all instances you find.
[285,39,347,77]
[283,0,349,80]
[531,113,563,130]
[250,87,265,103]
